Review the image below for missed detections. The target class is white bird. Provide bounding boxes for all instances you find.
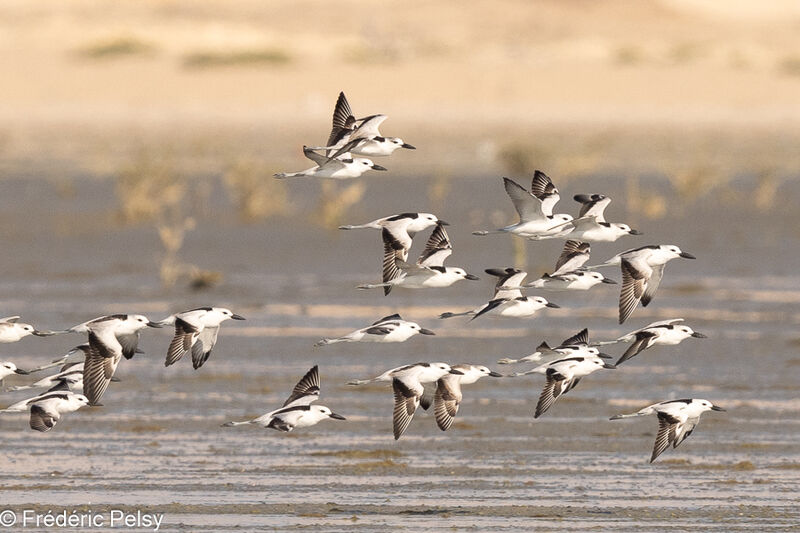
[610,398,725,463]
[348,362,463,439]
[358,222,479,294]
[439,267,559,320]
[274,145,387,179]
[472,172,573,239]
[536,193,640,242]
[598,319,707,366]
[158,307,245,369]
[591,245,696,324]
[0,361,29,388]
[420,364,503,431]
[6,359,86,392]
[222,365,345,432]
[0,316,50,343]
[63,314,161,405]
[516,352,615,418]
[307,92,415,159]
[0,384,90,432]
[499,328,611,365]
[315,314,435,346]
[525,270,617,291]
[339,212,444,260]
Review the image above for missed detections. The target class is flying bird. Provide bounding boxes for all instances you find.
[610,399,725,463]
[0,316,51,343]
[158,307,245,369]
[0,383,90,432]
[339,212,444,261]
[315,314,435,346]
[537,193,641,242]
[499,328,611,365]
[222,365,345,432]
[596,318,707,365]
[274,145,387,179]
[420,364,503,431]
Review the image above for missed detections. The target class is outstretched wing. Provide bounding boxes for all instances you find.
[327,91,356,148]
[554,240,590,273]
[392,378,421,440]
[619,259,647,324]
[283,365,321,407]
[530,170,560,216]
[417,222,452,267]
[559,328,589,348]
[433,377,462,431]
[165,318,200,367]
[641,264,665,307]
[651,411,680,462]
[535,370,567,418]
[382,228,406,294]
[503,177,544,221]
[573,193,611,221]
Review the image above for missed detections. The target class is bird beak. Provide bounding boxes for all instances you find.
[603,363,617,369]
[711,405,725,411]
[601,277,618,284]
[464,273,480,281]
[691,332,707,338]
[488,371,503,377]
[32,330,55,337]
[371,164,388,171]
[545,302,560,308]
[628,229,642,235]
[14,368,29,375]
[597,352,614,360]
[679,252,696,259]
[419,328,436,336]
[401,143,416,149]
[438,220,449,226]
[449,369,464,375]
[110,376,122,382]
[146,321,163,328]
[231,314,246,320]
[329,413,346,420]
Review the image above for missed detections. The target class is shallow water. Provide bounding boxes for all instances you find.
[0,174,798,532]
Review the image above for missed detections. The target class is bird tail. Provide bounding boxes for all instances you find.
[609,412,643,420]
[356,282,389,290]
[221,420,252,427]
[339,223,376,230]
[439,310,473,319]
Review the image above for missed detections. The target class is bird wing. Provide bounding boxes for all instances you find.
[619,259,648,324]
[573,194,611,221]
[302,145,331,166]
[486,268,525,299]
[651,411,681,462]
[615,331,658,365]
[165,317,201,367]
[433,376,462,431]
[559,328,589,348]
[82,347,120,405]
[554,240,590,273]
[417,223,452,267]
[352,114,387,138]
[503,177,544,221]
[530,171,560,216]
[673,416,699,448]
[534,370,567,418]
[190,326,219,369]
[641,264,665,307]
[0,315,20,323]
[392,377,421,440]
[29,403,60,432]
[381,227,407,295]
[326,91,356,148]
[283,365,321,407]
[470,298,509,321]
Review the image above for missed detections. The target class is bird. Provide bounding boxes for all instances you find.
[0,361,29,388]
[6,359,86,392]
[472,172,573,239]
[599,318,708,365]
[348,362,463,439]
[307,92,415,159]
[314,314,435,346]
[590,245,696,324]
[274,145,387,179]
[157,307,245,369]
[0,316,51,343]
[420,364,503,431]
[515,351,615,418]
[439,267,559,320]
[221,365,345,432]
[610,399,725,463]
[357,222,479,294]
[339,212,444,261]
[0,383,90,432]
[537,193,641,243]
[499,328,612,365]
[62,314,161,405]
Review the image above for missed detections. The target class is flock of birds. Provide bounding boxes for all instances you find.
[0,92,724,463]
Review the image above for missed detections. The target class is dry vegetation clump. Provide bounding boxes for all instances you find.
[182,48,291,69]
[314,181,367,229]
[76,36,157,59]
[223,159,292,222]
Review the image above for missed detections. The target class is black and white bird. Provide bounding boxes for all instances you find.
[539,194,641,242]
[339,212,444,260]
[315,314,435,346]
[274,145,387,179]
[308,92,415,159]
[591,245,696,324]
[6,359,86,392]
[473,172,573,239]
[439,267,559,320]
[0,316,50,343]
[499,328,612,365]
[598,318,707,365]
[420,364,503,431]
[63,314,161,405]
[348,362,462,439]
[222,365,345,432]
[515,350,615,418]
[0,384,90,432]
[610,399,725,463]
[0,361,29,388]
[158,307,245,369]
[358,222,479,294]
